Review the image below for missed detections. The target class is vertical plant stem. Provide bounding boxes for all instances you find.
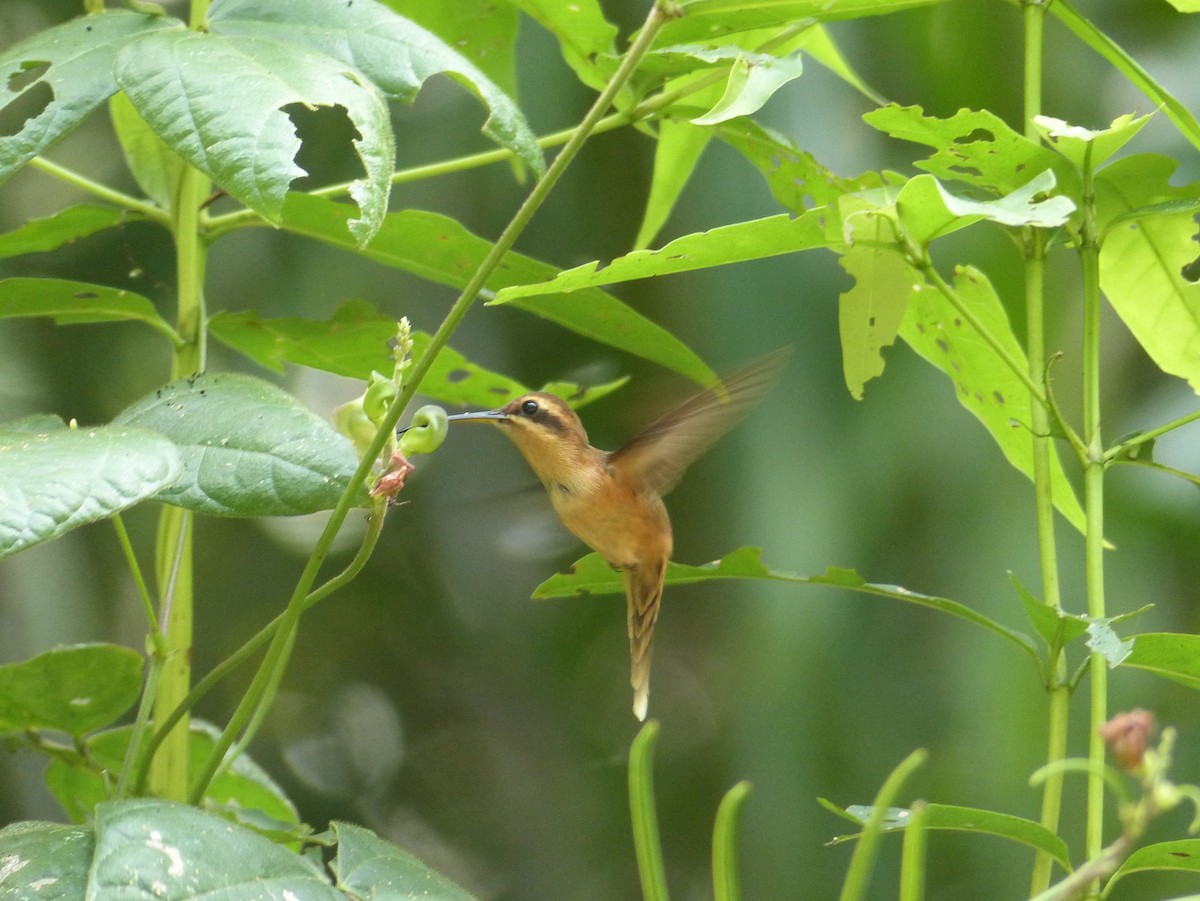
[1078,142,1107,875]
[629,721,670,901]
[1021,2,1068,894]
[147,115,211,798]
[187,0,674,803]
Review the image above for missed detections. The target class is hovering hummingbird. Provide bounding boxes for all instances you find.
[445,348,790,720]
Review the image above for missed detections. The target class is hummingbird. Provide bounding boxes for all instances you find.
[444,348,789,720]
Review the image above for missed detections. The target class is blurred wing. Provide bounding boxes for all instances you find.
[609,347,791,496]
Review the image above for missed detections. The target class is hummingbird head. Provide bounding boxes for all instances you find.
[447,392,593,484]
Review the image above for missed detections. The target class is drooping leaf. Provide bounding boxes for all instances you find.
[634,117,713,250]
[533,547,1038,660]
[0,277,180,343]
[279,195,718,387]
[491,209,830,303]
[209,301,627,408]
[114,373,364,517]
[46,722,300,827]
[208,0,543,177]
[332,821,478,901]
[0,205,129,259]
[895,171,1074,245]
[0,10,177,184]
[114,28,394,245]
[90,799,342,900]
[898,265,1087,533]
[1123,633,1200,692]
[109,90,186,211]
[0,423,183,559]
[690,50,804,125]
[1095,154,1200,395]
[863,104,1073,198]
[0,644,143,737]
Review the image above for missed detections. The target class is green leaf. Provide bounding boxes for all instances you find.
[712,782,752,901]
[1107,839,1200,893]
[898,265,1087,533]
[0,424,183,559]
[1095,154,1200,395]
[508,0,618,91]
[655,0,958,47]
[0,821,94,900]
[209,0,543,178]
[280,195,717,386]
[690,51,803,125]
[534,547,1038,660]
[332,821,478,900]
[838,216,912,399]
[0,277,180,343]
[0,205,128,259]
[1009,572,1089,652]
[628,721,670,901]
[896,171,1074,243]
[1123,633,1200,691]
[634,118,712,250]
[798,24,884,104]
[491,209,830,303]
[113,30,394,246]
[46,722,300,827]
[109,90,186,210]
[208,301,628,409]
[1048,0,1200,154]
[114,373,364,517]
[0,10,177,184]
[863,104,1072,198]
[0,644,143,737]
[1033,112,1153,170]
[90,799,342,900]
[377,0,519,98]
[828,803,1071,873]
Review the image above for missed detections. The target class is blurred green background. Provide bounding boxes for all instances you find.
[3,1,1200,898]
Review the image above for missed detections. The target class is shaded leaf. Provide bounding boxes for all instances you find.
[0,205,128,259]
[0,644,142,737]
[1009,573,1088,651]
[533,547,1038,659]
[114,373,364,517]
[279,195,717,386]
[895,171,1074,244]
[209,0,543,177]
[332,821,477,900]
[0,424,182,559]
[0,10,177,184]
[0,821,93,900]
[1124,633,1200,691]
[0,277,179,343]
[114,28,394,245]
[109,90,186,210]
[691,50,803,125]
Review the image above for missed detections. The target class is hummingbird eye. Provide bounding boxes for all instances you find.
[521,399,539,416]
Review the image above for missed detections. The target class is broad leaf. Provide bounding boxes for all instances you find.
[1124,633,1200,691]
[1095,154,1200,395]
[46,722,300,827]
[209,301,628,408]
[279,195,717,386]
[209,0,543,177]
[0,10,177,184]
[0,644,142,737]
[0,423,182,559]
[898,265,1087,533]
[109,90,186,211]
[508,0,617,91]
[114,373,364,517]
[0,821,93,900]
[0,205,128,259]
[1033,112,1153,170]
[534,547,1038,660]
[491,209,830,302]
[863,104,1073,198]
[0,277,180,343]
[333,821,477,900]
[895,171,1074,245]
[690,51,804,125]
[114,28,394,245]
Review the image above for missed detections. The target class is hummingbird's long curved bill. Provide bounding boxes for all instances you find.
[445,410,509,423]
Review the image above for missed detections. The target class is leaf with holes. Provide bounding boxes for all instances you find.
[114,373,365,517]
[0,10,178,185]
[0,422,182,559]
[114,29,394,245]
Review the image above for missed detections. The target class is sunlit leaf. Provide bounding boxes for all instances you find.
[0,423,182,559]
[634,117,712,250]
[895,171,1074,244]
[114,373,364,517]
[1124,633,1200,691]
[691,50,803,125]
[1033,112,1153,170]
[1107,839,1200,893]
[0,644,142,737]
[507,0,617,90]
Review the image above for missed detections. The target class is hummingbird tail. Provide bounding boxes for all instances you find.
[627,559,666,721]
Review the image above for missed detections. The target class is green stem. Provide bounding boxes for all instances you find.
[1021,2,1069,895]
[898,799,928,901]
[26,157,169,223]
[187,1,675,804]
[629,721,669,901]
[1079,142,1107,877]
[1102,407,1200,463]
[712,781,752,901]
